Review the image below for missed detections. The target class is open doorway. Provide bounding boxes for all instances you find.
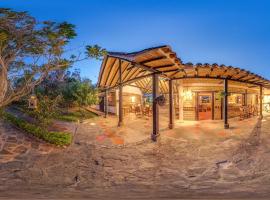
[197,92,213,120]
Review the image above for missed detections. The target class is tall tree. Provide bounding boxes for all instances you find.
[0,8,106,108]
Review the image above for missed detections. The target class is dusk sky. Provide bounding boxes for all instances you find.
[2,0,270,83]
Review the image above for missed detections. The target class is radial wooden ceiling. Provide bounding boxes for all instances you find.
[98,46,270,91]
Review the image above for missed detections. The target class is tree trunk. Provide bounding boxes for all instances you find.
[0,68,8,107]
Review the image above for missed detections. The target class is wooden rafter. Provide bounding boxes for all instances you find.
[98,46,270,90]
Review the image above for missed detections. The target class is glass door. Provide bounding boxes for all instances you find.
[197,92,213,120]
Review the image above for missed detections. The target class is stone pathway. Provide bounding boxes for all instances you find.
[0,113,270,199]
[0,107,77,163]
[0,121,57,163]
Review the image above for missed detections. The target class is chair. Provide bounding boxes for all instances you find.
[253,106,258,116]
[135,105,142,117]
[143,106,152,117]
[239,106,246,120]
[175,107,179,117]
[130,105,135,113]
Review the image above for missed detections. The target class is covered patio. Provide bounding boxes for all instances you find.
[97,46,270,141]
[91,109,265,145]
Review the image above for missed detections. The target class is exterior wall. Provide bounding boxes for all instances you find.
[214,92,222,120]
[182,93,196,120]
[115,85,143,116]
[97,85,142,115]
[177,81,260,121]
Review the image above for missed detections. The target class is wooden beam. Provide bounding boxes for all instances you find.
[152,64,175,70]
[104,58,117,86]
[140,56,167,64]
[98,56,109,86]
[103,73,156,92]
[108,55,159,73]
[172,76,267,88]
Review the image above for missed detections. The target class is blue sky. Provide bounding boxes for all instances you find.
[2,0,270,83]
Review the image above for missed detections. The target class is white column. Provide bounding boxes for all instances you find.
[178,80,184,121]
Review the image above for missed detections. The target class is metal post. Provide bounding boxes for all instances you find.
[224,79,229,129]
[168,79,174,129]
[104,89,108,118]
[152,73,159,141]
[118,60,123,127]
[211,91,215,120]
[260,85,263,119]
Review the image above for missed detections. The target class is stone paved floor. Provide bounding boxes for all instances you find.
[0,122,56,163]
[79,109,259,146]
[0,120,76,163]
[0,112,270,199]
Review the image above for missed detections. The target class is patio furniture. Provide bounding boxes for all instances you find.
[265,103,270,113]
[248,105,253,117]
[252,105,258,116]
[130,104,135,113]
[122,106,130,116]
[143,106,152,117]
[135,105,142,117]
[239,106,248,120]
[175,107,179,117]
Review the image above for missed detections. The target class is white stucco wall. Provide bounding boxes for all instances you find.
[111,85,142,115]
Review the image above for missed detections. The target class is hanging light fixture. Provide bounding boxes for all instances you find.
[181,88,193,100]
[28,94,38,109]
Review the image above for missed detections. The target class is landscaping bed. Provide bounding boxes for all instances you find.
[1,111,72,146]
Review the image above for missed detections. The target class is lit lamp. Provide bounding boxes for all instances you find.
[182,90,193,100]
[28,95,38,109]
[131,96,136,103]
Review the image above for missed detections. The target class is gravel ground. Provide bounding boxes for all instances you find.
[0,114,270,199]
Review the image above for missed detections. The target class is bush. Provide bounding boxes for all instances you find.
[1,112,72,146]
[33,95,62,127]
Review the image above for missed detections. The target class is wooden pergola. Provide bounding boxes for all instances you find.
[98,45,270,141]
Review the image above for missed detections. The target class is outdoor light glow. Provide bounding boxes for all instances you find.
[131,96,136,103]
[264,95,270,103]
[90,123,96,126]
[182,90,193,100]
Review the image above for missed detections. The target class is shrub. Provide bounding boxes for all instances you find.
[1,112,72,146]
[33,95,62,127]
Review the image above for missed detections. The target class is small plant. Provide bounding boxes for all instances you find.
[30,95,62,127]
[216,91,231,100]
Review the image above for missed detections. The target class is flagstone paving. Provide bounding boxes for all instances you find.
[0,113,270,199]
[0,122,57,163]
[0,119,76,163]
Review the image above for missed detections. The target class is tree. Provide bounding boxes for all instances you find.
[0,8,106,108]
[61,76,99,108]
[72,79,99,107]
